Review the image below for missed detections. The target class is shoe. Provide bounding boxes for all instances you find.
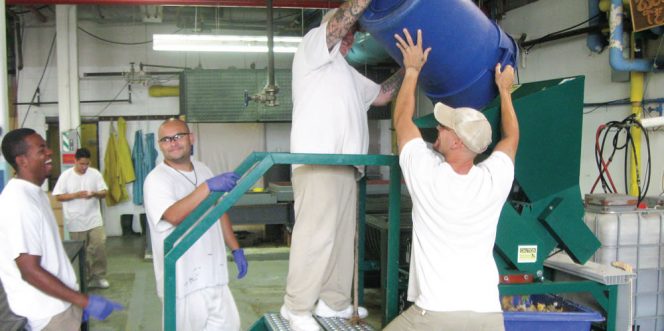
[280,305,321,331]
[314,300,368,319]
[88,278,110,289]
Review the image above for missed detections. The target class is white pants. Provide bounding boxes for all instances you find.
[284,165,358,314]
[168,285,240,331]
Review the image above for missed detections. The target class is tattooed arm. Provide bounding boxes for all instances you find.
[326,0,372,50]
[373,68,405,106]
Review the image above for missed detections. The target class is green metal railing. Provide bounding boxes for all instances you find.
[162,152,402,331]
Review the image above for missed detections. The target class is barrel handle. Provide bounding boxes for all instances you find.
[498,46,514,68]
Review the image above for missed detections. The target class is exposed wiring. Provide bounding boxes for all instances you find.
[525,13,602,52]
[592,114,652,205]
[91,81,131,119]
[591,124,618,193]
[20,32,56,128]
[584,99,630,114]
[78,26,153,45]
[8,5,50,15]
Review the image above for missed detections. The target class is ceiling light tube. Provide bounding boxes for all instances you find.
[153,34,302,53]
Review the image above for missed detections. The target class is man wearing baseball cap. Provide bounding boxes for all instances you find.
[385,28,519,331]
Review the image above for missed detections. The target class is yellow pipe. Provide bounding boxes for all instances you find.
[149,85,179,97]
[629,71,643,197]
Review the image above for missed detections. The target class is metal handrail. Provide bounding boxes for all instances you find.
[162,152,402,331]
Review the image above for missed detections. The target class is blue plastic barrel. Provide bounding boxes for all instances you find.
[360,0,518,109]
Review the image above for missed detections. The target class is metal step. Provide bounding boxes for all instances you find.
[264,313,375,331]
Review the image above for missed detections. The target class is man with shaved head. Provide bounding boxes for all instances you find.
[144,118,247,331]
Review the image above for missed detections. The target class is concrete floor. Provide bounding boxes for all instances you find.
[86,235,384,331]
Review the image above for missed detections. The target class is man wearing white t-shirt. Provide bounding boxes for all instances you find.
[53,148,110,289]
[384,29,519,331]
[144,118,247,331]
[283,1,404,330]
[0,128,122,331]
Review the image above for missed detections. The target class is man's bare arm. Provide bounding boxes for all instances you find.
[373,69,405,106]
[15,254,88,308]
[326,0,371,49]
[492,63,519,162]
[161,184,211,226]
[393,29,431,153]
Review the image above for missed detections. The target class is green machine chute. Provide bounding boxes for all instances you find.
[416,76,601,279]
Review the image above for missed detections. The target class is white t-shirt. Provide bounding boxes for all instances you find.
[52,167,108,232]
[399,139,514,313]
[290,21,381,173]
[143,160,229,299]
[0,178,78,331]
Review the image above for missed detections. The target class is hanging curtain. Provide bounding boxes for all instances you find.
[132,130,145,205]
[132,131,158,206]
[103,117,136,206]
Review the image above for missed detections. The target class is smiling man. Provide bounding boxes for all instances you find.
[0,128,121,331]
[144,118,246,331]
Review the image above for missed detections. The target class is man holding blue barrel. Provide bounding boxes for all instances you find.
[282,0,405,330]
[387,28,519,331]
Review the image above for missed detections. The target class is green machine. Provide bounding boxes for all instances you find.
[164,76,626,331]
[416,76,601,280]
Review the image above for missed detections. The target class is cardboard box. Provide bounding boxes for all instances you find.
[48,192,64,239]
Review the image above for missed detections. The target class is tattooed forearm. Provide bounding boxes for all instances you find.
[326,0,372,49]
[380,68,405,98]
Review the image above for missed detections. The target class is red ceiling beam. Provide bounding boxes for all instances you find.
[6,0,343,7]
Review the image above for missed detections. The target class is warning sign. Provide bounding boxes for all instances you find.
[517,245,538,263]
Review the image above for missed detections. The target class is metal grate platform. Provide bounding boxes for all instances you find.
[264,313,375,331]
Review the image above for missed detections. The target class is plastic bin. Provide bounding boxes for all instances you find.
[503,294,604,331]
[585,209,664,330]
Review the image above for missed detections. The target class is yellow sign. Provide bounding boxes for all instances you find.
[517,245,538,263]
[630,0,664,32]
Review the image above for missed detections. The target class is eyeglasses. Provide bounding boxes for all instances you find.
[159,132,190,143]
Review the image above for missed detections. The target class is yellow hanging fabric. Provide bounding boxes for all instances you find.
[104,124,122,205]
[103,118,136,206]
[117,117,136,184]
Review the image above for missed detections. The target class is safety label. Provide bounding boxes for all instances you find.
[517,245,538,263]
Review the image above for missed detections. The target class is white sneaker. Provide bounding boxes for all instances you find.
[89,278,110,289]
[314,300,368,319]
[280,305,321,331]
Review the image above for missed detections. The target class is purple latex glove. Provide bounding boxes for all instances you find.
[83,295,124,321]
[206,172,240,192]
[232,248,248,279]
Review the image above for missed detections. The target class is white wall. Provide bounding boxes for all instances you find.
[17,20,301,236]
[17,1,663,236]
[499,0,664,197]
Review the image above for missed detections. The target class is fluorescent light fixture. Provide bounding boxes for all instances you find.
[153,34,302,53]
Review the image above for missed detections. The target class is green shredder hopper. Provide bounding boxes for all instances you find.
[417,75,601,279]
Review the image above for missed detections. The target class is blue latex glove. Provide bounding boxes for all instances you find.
[206,172,240,192]
[83,295,124,321]
[232,248,248,279]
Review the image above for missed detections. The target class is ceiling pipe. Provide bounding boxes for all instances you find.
[243,0,280,107]
[587,0,606,53]
[6,0,342,8]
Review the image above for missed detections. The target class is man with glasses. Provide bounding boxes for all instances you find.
[385,29,518,331]
[144,118,247,331]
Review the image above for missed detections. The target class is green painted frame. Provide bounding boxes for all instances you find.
[162,152,402,331]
